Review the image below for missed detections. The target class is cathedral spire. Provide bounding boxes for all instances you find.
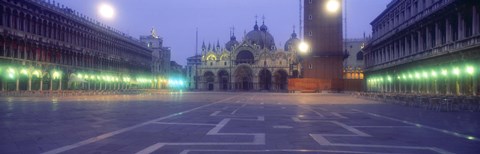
[254,15,259,30]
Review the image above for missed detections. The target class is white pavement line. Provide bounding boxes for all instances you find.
[330,121,371,137]
[230,103,247,115]
[331,112,348,119]
[180,149,395,154]
[136,118,266,154]
[179,150,190,154]
[292,118,371,137]
[310,134,333,145]
[206,119,230,135]
[353,109,480,142]
[222,106,229,110]
[210,111,221,116]
[315,107,329,112]
[151,122,217,126]
[41,95,239,154]
[351,126,415,128]
[310,134,453,154]
[135,143,166,154]
[299,106,325,118]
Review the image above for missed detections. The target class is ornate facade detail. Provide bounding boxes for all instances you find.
[186,21,301,91]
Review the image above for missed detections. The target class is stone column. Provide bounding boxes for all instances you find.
[58,77,62,91]
[435,22,441,46]
[50,78,53,91]
[410,34,414,55]
[28,75,32,91]
[15,77,19,91]
[473,6,479,35]
[458,13,464,40]
[418,31,423,52]
[39,78,43,91]
[446,19,451,43]
[473,75,478,96]
[426,26,431,49]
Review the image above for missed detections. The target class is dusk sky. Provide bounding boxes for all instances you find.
[55,0,391,65]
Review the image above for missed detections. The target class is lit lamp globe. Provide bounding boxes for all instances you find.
[298,42,310,53]
[326,0,340,13]
[98,3,115,19]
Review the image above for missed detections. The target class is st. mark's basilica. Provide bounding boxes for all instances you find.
[187,20,301,91]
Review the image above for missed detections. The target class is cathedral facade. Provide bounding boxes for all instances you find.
[186,21,301,91]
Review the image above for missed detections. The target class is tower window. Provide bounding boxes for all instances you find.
[356,51,364,60]
[309,64,313,69]
[309,31,313,36]
[309,15,312,20]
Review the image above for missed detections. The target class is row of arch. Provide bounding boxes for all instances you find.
[202,66,288,91]
[0,36,150,73]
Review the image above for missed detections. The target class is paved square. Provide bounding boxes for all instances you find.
[0,93,479,154]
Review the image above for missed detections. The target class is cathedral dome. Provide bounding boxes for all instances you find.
[245,21,275,50]
[260,24,268,31]
[284,31,300,51]
[225,35,239,51]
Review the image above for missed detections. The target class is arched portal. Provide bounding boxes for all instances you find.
[274,70,288,91]
[218,70,229,91]
[236,50,254,64]
[234,65,253,91]
[204,71,215,91]
[259,69,272,90]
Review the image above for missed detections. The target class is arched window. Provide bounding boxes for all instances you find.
[236,50,254,64]
[356,51,364,60]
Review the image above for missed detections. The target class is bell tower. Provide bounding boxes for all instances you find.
[302,0,344,91]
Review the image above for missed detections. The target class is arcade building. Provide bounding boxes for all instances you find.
[364,0,480,96]
[0,0,153,92]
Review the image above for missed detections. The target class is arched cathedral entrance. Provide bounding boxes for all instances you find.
[204,71,215,91]
[234,65,253,91]
[218,70,229,91]
[259,69,272,90]
[274,70,288,91]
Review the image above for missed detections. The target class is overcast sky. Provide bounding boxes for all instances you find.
[55,0,391,65]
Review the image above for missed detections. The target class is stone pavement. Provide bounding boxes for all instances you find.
[0,92,479,154]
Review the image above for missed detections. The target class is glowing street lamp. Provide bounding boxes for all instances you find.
[325,0,340,13]
[33,70,41,78]
[431,70,437,78]
[466,66,475,75]
[422,72,428,79]
[441,69,448,76]
[7,68,16,79]
[415,72,420,79]
[452,67,460,76]
[20,68,28,75]
[52,71,61,80]
[298,41,310,54]
[98,3,115,19]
